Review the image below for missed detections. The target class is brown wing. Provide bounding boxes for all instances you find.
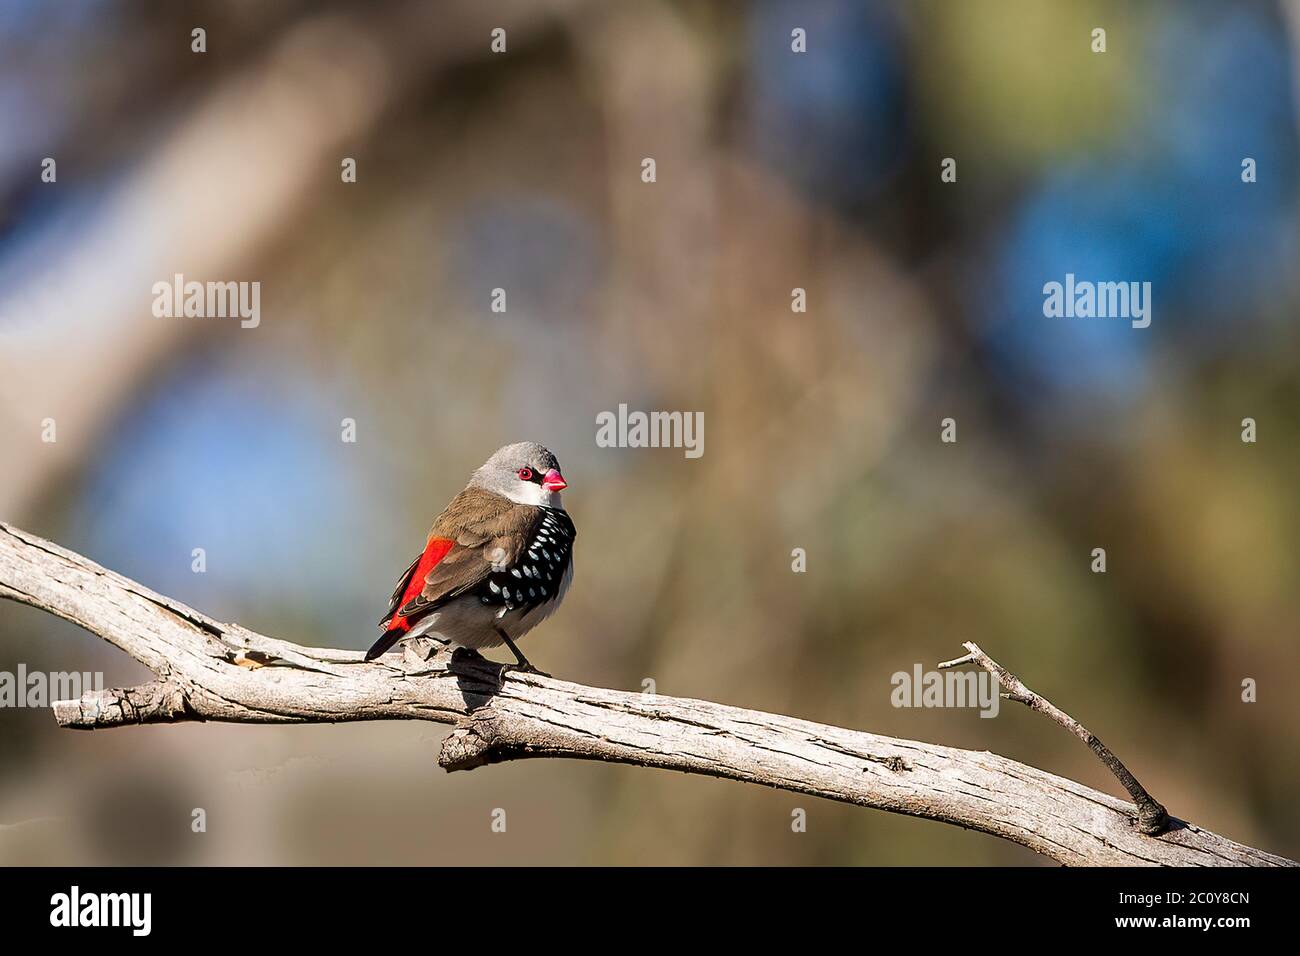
[395,487,542,623]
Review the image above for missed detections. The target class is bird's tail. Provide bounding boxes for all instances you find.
[364,622,408,661]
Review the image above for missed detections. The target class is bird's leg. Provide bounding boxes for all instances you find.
[495,628,549,678]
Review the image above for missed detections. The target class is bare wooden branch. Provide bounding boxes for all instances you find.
[939,642,1169,835]
[1,521,1293,867]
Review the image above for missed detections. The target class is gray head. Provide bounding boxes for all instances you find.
[470,441,568,507]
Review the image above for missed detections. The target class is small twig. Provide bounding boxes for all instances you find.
[939,641,1169,835]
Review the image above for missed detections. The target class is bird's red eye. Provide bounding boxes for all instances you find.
[517,467,533,481]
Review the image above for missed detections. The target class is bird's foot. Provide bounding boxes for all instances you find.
[491,628,549,680]
[498,661,551,681]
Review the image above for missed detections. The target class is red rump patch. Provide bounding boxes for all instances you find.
[386,537,454,633]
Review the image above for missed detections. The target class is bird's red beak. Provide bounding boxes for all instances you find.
[542,468,567,492]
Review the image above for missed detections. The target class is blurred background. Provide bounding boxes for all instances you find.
[1,0,1297,865]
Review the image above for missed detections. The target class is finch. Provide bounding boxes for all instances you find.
[367,442,575,672]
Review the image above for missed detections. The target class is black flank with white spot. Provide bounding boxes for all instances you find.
[473,506,575,614]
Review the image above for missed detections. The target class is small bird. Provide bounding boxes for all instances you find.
[366,442,575,671]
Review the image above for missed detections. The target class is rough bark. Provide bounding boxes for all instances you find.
[0,521,1292,867]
